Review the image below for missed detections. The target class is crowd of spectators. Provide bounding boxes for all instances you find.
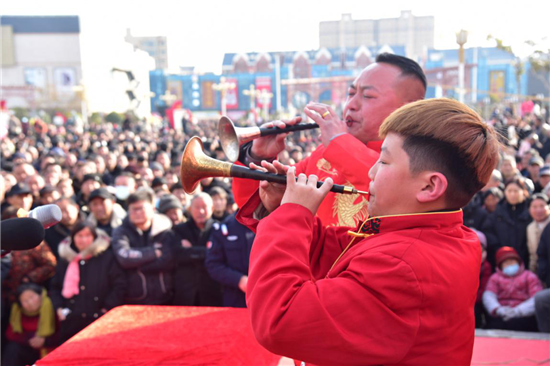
[0,103,550,364]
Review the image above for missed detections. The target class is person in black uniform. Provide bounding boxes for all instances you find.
[205,212,254,308]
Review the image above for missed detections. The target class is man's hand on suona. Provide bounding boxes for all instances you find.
[281,167,333,216]
[250,117,302,159]
[250,160,290,213]
[304,102,347,147]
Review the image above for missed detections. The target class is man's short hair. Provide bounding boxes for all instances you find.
[376,53,427,91]
[117,171,135,180]
[127,187,154,206]
[209,186,227,199]
[483,187,504,202]
[531,193,549,205]
[55,196,79,208]
[190,192,213,207]
[379,98,500,209]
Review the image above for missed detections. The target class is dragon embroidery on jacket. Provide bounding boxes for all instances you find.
[332,180,369,227]
[316,158,338,176]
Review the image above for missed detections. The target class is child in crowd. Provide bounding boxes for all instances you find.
[238,98,500,365]
[483,246,543,332]
[3,283,58,366]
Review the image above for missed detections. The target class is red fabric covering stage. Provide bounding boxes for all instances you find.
[36,306,281,366]
[471,331,550,366]
[37,306,550,366]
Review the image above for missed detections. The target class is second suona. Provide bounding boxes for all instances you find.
[218,115,318,162]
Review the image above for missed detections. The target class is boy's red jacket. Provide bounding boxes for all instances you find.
[238,193,480,366]
[233,135,381,228]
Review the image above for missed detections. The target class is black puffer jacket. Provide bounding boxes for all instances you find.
[50,231,126,343]
[482,199,532,268]
[111,214,175,305]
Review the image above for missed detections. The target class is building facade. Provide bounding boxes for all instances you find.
[150,45,405,121]
[319,12,434,62]
[1,16,83,112]
[125,29,168,70]
[423,47,532,103]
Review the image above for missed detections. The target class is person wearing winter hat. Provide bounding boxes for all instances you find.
[149,161,165,178]
[86,188,127,237]
[151,177,169,194]
[482,246,543,331]
[481,187,503,214]
[158,194,186,226]
[5,183,33,212]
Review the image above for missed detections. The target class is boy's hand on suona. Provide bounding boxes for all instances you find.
[281,167,333,215]
[250,160,290,213]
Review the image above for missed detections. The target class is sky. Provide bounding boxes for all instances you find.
[2,0,550,74]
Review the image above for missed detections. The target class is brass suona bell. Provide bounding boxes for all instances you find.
[218,116,319,162]
[180,136,369,196]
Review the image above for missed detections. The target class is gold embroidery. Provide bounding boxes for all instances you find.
[316,158,338,176]
[332,180,369,227]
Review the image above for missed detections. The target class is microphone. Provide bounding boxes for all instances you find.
[17,204,62,229]
[1,217,46,252]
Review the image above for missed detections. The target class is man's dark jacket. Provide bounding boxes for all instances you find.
[111,214,175,305]
[172,218,222,306]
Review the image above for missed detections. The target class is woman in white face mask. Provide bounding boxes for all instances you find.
[482,246,543,332]
[113,173,136,208]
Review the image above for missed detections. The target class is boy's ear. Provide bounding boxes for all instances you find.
[416,172,448,203]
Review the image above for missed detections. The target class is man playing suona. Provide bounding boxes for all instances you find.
[237,98,500,366]
[234,53,426,228]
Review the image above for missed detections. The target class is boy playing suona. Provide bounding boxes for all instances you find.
[237,98,500,366]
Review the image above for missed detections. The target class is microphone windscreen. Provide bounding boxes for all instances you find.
[1,218,46,251]
[28,204,62,229]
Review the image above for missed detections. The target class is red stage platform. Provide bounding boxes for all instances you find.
[36,306,281,366]
[36,306,550,366]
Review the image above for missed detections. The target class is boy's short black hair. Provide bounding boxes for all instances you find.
[376,53,427,90]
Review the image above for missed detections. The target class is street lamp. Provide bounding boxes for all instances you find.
[212,77,236,116]
[243,84,261,124]
[258,89,274,121]
[160,90,177,106]
[456,29,468,103]
[72,84,88,128]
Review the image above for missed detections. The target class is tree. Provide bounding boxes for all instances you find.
[105,112,123,124]
[488,35,550,98]
[528,47,550,95]
[487,35,524,97]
